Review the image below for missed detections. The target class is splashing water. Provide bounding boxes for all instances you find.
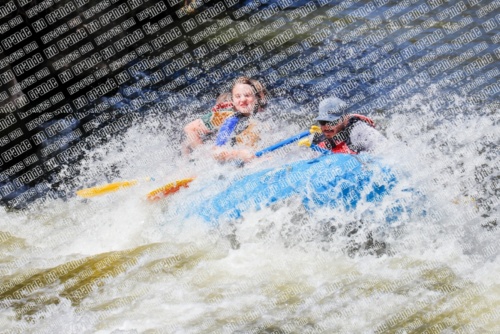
[1,87,498,333]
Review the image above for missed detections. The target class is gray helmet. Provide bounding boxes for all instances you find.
[316,97,347,122]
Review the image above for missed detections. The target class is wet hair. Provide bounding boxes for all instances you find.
[232,76,269,110]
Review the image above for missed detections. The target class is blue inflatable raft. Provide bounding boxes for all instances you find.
[188,154,400,223]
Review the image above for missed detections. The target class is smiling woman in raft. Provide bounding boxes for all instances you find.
[182,77,268,163]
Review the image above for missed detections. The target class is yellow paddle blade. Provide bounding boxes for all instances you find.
[298,138,312,147]
[146,178,195,201]
[310,125,322,134]
[76,180,139,198]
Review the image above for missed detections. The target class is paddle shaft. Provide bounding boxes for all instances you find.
[255,130,311,157]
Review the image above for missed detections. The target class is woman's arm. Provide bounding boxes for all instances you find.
[213,147,255,162]
[182,105,234,154]
[182,118,211,154]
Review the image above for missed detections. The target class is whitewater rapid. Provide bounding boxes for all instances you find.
[1,93,498,333]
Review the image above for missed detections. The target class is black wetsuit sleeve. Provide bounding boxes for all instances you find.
[346,116,362,128]
[312,133,325,145]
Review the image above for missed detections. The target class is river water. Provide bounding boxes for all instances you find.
[1,0,499,332]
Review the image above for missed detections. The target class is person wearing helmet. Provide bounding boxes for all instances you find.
[312,97,378,154]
